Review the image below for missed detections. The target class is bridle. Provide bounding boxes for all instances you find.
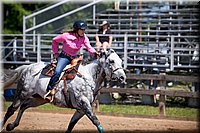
[109,64,124,81]
[103,52,124,80]
[95,50,126,84]
[112,67,124,73]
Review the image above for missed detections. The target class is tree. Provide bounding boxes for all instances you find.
[3,3,47,34]
[3,2,113,34]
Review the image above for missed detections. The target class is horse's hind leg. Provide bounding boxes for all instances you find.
[6,97,47,131]
[2,79,25,127]
[2,98,22,127]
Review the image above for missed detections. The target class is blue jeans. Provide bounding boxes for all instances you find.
[47,52,72,90]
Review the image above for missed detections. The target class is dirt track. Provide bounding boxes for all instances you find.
[1,109,199,133]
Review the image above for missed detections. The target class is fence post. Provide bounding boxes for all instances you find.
[13,38,17,62]
[188,81,199,107]
[33,17,36,52]
[170,36,174,71]
[37,34,41,62]
[159,73,166,116]
[159,95,166,116]
[124,33,127,69]
[23,15,26,58]
[93,98,100,112]
[93,0,96,25]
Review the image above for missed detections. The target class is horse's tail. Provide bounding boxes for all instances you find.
[3,65,28,89]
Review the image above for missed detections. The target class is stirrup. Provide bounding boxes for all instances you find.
[44,88,58,103]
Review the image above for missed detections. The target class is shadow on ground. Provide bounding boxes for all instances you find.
[1,129,199,133]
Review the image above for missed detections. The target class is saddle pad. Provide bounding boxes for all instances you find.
[30,62,46,76]
[41,63,56,77]
[41,55,83,78]
[41,60,82,80]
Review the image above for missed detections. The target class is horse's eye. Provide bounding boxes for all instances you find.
[109,60,114,63]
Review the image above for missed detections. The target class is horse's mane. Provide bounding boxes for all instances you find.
[79,60,99,75]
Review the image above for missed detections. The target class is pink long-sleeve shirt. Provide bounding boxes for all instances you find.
[52,32,96,56]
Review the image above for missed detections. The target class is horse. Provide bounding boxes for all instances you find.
[2,49,126,133]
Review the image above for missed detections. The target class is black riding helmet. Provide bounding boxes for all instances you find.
[73,20,87,30]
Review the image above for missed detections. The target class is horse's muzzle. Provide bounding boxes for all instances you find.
[111,68,126,84]
[118,76,127,84]
[112,75,126,84]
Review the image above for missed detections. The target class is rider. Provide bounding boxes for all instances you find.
[44,20,98,101]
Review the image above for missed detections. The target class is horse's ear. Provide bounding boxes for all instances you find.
[99,50,106,57]
[110,49,115,53]
[99,51,106,63]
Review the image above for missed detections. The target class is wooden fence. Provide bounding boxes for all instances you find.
[99,73,199,116]
[4,72,199,116]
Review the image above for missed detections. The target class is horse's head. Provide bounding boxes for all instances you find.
[99,49,126,84]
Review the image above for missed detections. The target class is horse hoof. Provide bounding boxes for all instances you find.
[65,130,71,133]
[6,123,15,131]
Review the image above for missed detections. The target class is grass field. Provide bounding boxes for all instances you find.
[3,102,198,119]
[100,104,198,118]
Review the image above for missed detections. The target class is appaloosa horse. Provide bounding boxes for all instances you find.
[2,49,126,133]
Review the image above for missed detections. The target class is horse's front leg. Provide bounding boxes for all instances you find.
[66,110,84,133]
[82,98,105,133]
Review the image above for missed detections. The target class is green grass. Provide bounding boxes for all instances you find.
[37,103,73,110]
[3,102,72,111]
[100,104,198,118]
[166,107,198,118]
[100,104,159,115]
[3,102,198,119]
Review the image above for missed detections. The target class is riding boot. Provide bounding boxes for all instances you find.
[44,87,58,103]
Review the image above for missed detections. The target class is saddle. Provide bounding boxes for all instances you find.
[42,55,83,103]
[41,55,83,80]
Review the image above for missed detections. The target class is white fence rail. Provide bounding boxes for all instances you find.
[1,34,199,71]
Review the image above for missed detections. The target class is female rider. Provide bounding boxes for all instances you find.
[44,20,98,102]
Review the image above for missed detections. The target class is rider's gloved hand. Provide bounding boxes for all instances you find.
[52,53,59,63]
[94,51,100,58]
[90,52,100,60]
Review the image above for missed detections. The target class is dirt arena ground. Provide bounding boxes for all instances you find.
[1,109,199,133]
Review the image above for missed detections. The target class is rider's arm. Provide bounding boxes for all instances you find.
[83,34,96,54]
[52,33,67,54]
